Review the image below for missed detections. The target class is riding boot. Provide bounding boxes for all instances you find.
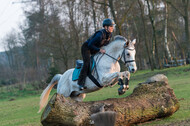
[78,78,87,90]
[78,42,90,90]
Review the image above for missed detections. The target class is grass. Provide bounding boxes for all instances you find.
[0,65,190,126]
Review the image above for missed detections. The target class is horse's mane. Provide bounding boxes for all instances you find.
[103,35,127,53]
[114,35,128,42]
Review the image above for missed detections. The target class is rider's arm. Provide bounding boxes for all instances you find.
[88,31,103,52]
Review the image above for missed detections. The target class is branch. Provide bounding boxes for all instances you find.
[91,0,109,6]
[119,1,136,27]
[166,0,185,17]
[171,31,182,50]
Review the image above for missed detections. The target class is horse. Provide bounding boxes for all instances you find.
[38,35,137,113]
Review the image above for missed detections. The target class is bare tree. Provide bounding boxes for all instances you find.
[164,1,172,60]
[138,0,154,70]
[166,0,190,55]
[146,0,162,69]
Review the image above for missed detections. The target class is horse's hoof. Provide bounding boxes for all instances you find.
[126,85,129,90]
[118,90,125,95]
[118,88,126,95]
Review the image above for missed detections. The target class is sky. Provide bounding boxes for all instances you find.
[0,0,25,52]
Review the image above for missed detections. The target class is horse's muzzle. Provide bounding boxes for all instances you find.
[128,67,137,73]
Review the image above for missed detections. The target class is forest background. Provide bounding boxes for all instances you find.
[0,0,190,89]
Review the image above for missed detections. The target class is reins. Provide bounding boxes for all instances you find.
[104,46,136,65]
[104,53,119,62]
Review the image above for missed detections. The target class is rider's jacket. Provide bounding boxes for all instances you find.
[85,29,112,55]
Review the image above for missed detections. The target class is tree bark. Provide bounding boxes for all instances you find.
[138,0,154,71]
[41,74,179,126]
[146,0,161,69]
[164,2,172,60]
[108,0,121,35]
[91,0,97,32]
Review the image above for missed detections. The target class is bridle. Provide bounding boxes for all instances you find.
[104,43,135,65]
[121,47,135,65]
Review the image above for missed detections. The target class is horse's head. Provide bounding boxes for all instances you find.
[122,39,137,73]
[114,36,137,73]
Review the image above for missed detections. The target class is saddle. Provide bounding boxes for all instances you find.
[72,57,95,81]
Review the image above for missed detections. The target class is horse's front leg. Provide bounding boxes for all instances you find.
[101,71,126,86]
[118,71,130,95]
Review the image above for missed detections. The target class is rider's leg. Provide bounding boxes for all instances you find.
[78,42,90,90]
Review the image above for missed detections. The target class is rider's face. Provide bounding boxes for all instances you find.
[105,26,114,33]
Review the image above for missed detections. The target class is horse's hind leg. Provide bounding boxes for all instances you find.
[70,92,86,101]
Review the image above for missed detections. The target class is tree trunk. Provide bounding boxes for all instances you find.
[91,0,97,32]
[138,0,154,71]
[108,0,121,35]
[146,0,157,69]
[41,74,179,126]
[103,0,109,18]
[164,2,172,60]
[183,0,190,53]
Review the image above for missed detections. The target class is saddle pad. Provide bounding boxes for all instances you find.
[72,68,81,81]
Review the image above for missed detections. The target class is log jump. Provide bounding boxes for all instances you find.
[40,74,179,126]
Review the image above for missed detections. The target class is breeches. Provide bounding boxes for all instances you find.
[78,42,91,85]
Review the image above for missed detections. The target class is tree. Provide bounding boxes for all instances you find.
[164,1,172,60]
[166,0,190,56]
[138,0,154,70]
[146,0,162,69]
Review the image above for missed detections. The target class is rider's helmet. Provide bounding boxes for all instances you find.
[102,18,115,27]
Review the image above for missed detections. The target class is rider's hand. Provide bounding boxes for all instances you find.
[100,49,106,54]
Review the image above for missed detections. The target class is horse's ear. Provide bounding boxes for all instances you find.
[125,40,129,47]
[131,39,136,45]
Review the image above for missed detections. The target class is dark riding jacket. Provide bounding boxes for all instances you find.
[85,29,112,55]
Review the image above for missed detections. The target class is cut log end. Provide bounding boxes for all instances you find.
[91,111,116,126]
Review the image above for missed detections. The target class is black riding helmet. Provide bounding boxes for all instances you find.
[102,18,115,27]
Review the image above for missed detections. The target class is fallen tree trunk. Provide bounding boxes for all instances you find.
[41,74,180,126]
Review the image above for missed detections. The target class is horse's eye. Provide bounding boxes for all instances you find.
[127,53,130,56]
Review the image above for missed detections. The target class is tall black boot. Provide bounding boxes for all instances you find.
[79,79,87,90]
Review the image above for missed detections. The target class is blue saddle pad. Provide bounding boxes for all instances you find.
[72,57,95,81]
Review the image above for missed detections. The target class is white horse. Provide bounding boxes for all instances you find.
[38,35,137,113]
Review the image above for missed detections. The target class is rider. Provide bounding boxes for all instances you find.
[78,18,115,90]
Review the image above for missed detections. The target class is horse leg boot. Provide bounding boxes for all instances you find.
[118,78,125,95]
[124,71,130,90]
[118,71,130,95]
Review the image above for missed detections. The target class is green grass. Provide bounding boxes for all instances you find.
[0,65,190,126]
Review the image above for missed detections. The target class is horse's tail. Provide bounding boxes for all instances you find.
[38,74,62,113]
[91,111,116,126]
